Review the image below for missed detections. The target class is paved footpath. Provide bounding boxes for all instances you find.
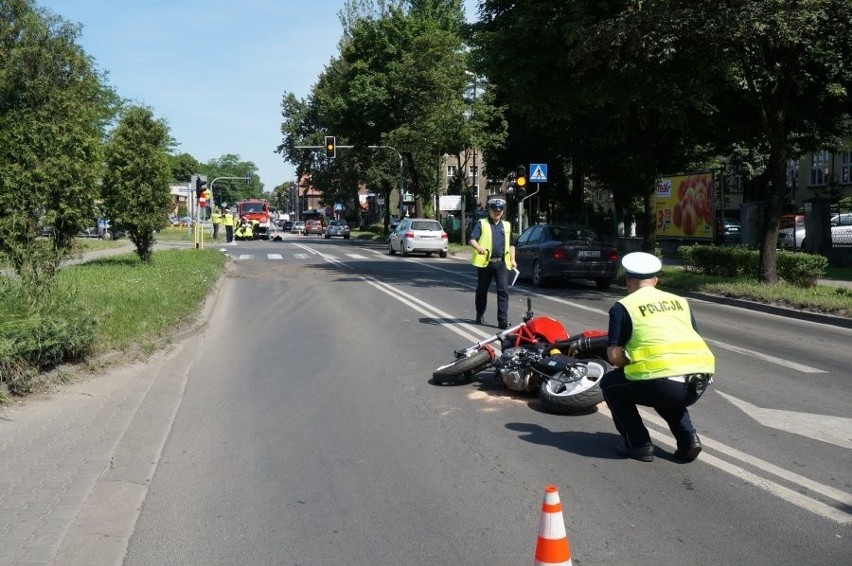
[1,242,213,566]
[0,342,199,566]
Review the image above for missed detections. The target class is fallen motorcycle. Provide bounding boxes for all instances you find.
[431,298,612,414]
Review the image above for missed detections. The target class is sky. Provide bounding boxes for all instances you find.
[39,0,480,193]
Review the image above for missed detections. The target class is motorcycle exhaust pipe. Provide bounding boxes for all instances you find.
[569,334,609,356]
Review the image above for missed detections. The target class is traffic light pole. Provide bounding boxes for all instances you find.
[518,184,540,233]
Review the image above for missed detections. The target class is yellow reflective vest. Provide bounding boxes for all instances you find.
[618,286,715,380]
[471,218,512,269]
[223,212,235,227]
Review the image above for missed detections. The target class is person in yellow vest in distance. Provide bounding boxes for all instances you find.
[223,209,236,244]
[250,218,260,239]
[601,252,715,463]
[469,196,516,329]
[235,217,253,240]
[211,208,223,240]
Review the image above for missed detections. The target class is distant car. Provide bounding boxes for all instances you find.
[830,213,852,245]
[79,218,124,240]
[388,218,448,257]
[38,225,56,238]
[291,221,306,234]
[515,224,618,289]
[778,214,806,250]
[324,219,351,239]
[304,219,324,235]
[280,220,294,232]
[715,218,741,246]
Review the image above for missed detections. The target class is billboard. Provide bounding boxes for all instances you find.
[655,172,714,239]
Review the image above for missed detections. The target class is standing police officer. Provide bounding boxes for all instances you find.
[223,209,235,244]
[469,196,516,329]
[601,252,714,463]
[211,208,223,240]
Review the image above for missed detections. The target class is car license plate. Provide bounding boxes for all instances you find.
[577,250,600,258]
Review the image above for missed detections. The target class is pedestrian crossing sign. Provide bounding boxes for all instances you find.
[529,163,548,182]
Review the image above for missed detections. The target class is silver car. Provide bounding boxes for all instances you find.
[324,219,351,239]
[388,218,448,258]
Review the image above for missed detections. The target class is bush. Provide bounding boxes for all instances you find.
[677,244,827,287]
[679,244,756,277]
[777,252,828,287]
[0,280,95,394]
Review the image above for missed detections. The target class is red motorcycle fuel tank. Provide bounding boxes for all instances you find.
[525,316,570,343]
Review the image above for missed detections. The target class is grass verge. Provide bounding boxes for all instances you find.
[658,267,852,317]
[1,248,226,400]
[59,248,226,355]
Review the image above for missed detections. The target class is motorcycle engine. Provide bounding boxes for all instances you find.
[493,347,544,392]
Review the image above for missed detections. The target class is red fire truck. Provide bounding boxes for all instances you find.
[236,199,272,240]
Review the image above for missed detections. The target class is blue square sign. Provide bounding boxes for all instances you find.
[529,163,547,182]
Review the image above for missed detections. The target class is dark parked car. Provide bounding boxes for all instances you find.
[515,224,618,289]
[279,220,294,232]
[716,218,742,246]
[324,219,351,239]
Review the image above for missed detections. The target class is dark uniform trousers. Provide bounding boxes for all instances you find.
[475,258,509,324]
[601,368,710,448]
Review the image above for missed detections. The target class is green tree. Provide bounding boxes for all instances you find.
[168,152,201,183]
[706,0,852,282]
[203,154,262,208]
[0,0,117,284]
[101,106,172,263]
[279,1,492,230]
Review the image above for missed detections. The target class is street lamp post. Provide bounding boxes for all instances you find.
[463,70,478,245]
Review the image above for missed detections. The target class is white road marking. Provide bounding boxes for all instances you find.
[597,404,852,524]
[267,253,284,260]
[705,338,826,373]
[717,391,852,449]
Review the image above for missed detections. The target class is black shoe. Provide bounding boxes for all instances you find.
[616,443,654,462]
[498,320,509,330]
[475,314,484,325]
[674,432,702,462]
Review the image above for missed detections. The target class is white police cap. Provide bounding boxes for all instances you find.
[621,252,662,279]
[488,197,506,209]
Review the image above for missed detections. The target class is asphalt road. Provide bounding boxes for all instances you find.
[115,235,852,565]
[8,233,846,565]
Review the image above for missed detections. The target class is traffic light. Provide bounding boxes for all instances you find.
[514,165,527,199]
[195,176,207,198]
[325,136,336,158]
[506,165,527,199]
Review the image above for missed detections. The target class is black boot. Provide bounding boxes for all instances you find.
[674,432,702,462]
[616,443,654,462]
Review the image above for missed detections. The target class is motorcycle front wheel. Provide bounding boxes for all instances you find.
[432,349,492,385]
[538,358,611,414]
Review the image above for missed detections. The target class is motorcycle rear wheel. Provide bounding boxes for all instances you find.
[538,358,611,414]
[432,350,491,385]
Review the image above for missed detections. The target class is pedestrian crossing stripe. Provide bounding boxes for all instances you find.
[268,254,284,260]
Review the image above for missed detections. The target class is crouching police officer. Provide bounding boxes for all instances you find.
[601,252,714,463]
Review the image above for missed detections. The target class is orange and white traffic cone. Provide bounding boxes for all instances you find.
[534,485,572,566]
